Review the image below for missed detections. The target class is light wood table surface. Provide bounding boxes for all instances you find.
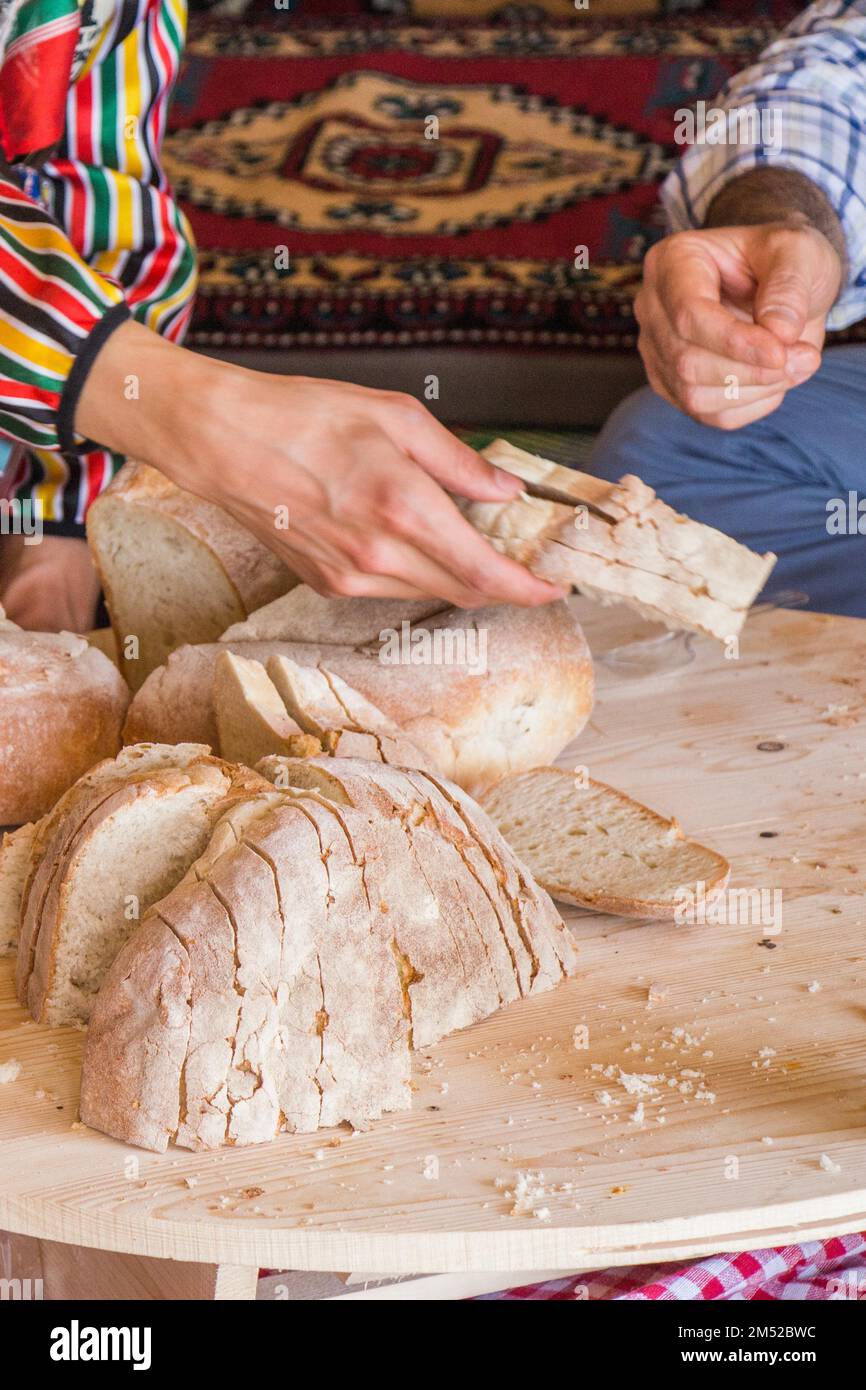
[2,600,865,1299]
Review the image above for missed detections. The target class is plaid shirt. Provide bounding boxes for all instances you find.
[662,0,866,331]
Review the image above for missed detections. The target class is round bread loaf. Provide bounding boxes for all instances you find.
[123,600,595,795]
[0,629,129,824]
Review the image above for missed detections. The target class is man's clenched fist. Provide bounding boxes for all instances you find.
[636,220,843,429]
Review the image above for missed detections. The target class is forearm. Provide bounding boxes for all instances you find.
[704,168,848,281]
[74,319,227,488]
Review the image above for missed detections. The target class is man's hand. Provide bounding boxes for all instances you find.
[76,322,564,609]
[636,220,843,429]
[0,535,101,632]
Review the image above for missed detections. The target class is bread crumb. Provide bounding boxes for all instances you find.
[806,980,822,993]
[819,1153,841,1174]
[0,1059,21,1084]
[617,1070,660,1097]
[184,1176,199,1188]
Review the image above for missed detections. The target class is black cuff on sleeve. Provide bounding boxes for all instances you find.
[38,517,87,540]
[57,300,131,456]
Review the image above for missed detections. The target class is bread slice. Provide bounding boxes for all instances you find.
[21,764,235,1025]
[0,823,35,956]
[213,651,320,767]
[267,655,432,770]
[13,743,272,1025]
[464,440,776,641]
[15,740,216,978]
[481,767,730,919]
[87,460,296,690]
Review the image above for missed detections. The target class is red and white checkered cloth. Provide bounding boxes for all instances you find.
[475,1233,866,1300]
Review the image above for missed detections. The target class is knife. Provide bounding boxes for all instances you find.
[521,477,617,524]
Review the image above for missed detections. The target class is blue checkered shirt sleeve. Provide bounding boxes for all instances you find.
[661,0,866,330]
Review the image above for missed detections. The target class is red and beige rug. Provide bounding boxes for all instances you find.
[171,2,811,353]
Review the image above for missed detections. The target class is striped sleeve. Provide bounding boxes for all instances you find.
[7,0,198,533]
[0,177,128,455]
[661,0,866,331]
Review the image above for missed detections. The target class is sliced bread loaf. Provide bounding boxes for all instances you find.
[80,757,577,1151]
[267,655,432,771]
[13,741,215,977]
[124,600,594,795]
[480,767,730,918]
[13,743,272,1025]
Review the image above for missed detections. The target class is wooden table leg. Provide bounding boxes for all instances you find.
[1,1229,258,1301]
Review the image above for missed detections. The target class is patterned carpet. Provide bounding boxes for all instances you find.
[171,2,809,353]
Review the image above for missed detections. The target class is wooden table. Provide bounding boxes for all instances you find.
[2,600,866,1300]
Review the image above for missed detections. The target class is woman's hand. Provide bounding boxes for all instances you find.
[0,535,101,632]
[77,322,563,609]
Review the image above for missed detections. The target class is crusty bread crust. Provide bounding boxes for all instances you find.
[79,917,191,1152]
[221,590,447,645]
[0,629,128,825]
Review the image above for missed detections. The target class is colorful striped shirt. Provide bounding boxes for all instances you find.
[662,0,866,332]
[0,0,196,532]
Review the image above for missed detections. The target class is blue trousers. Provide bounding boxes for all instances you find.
[589,346,866,618]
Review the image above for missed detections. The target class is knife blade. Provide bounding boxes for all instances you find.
[521,477,617,524]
